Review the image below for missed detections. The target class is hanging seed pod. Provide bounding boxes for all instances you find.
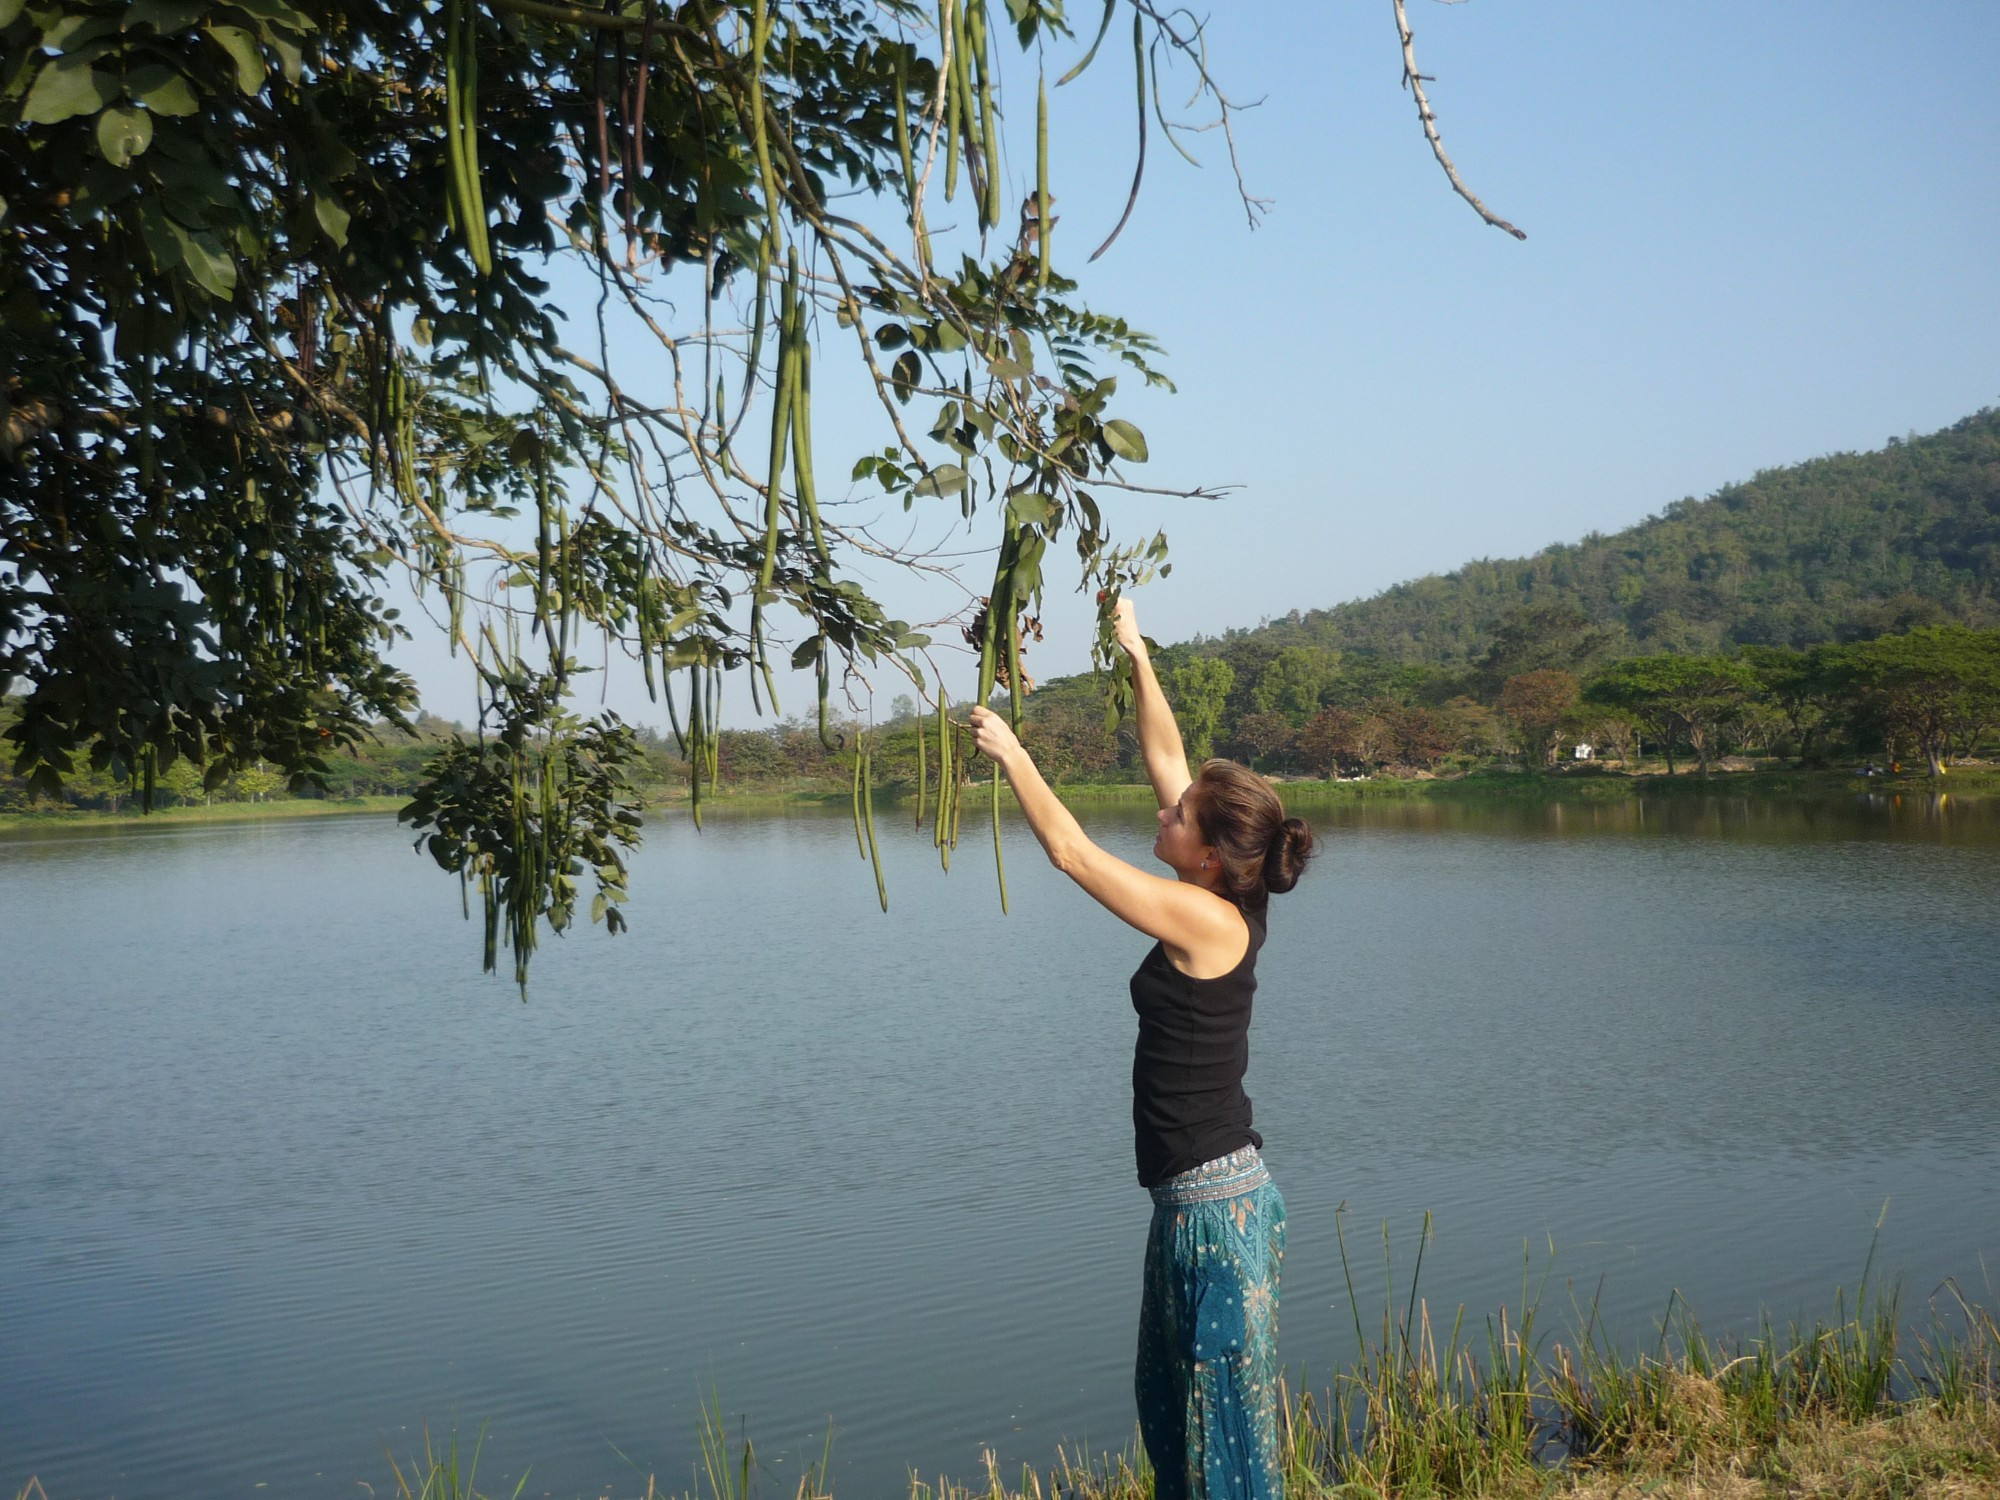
[788,279,829,562]
[969,0,1002,232]
[915,695,928,830]
[444,0,491,274]
[688,661,706,828]
[951,0,982,210]
[851,741,867,858]
[940,0,962,202]
[863,745,888,912]
[816,643,835,751]
[747,0,786,247]
[1007,606,1024,732]
[991,761,1008,913]
[934,689,951,855]
[893,48,916,205]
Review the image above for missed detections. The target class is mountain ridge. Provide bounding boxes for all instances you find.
[1191,408,2000,668]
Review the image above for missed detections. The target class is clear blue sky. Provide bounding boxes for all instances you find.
[390,1,2000,726]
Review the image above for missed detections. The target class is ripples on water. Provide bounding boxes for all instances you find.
[2,792,1998,1498]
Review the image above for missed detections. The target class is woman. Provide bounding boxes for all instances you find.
[968,598,1314,1500]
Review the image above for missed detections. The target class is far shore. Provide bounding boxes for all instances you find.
[5,764,1997,835]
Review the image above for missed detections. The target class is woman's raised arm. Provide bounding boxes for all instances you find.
[968,705,1241,971]
[1114,599,1193,811]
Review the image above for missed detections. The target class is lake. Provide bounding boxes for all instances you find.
[3,791,1998,1499]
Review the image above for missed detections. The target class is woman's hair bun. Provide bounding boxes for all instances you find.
[1263,816,1316,895]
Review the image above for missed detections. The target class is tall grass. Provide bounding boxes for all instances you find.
[14,1235,1996,1500]
[632,1220,1997,1500]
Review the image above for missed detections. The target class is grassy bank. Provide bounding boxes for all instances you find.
[0,795,407,834]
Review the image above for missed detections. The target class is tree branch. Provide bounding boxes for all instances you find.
[1391,0,1525,240]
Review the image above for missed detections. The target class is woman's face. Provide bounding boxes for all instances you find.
[1154,787,1212,877]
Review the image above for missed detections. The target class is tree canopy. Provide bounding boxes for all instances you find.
[2,0,1326,983]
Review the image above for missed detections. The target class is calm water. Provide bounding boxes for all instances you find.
[3,793,1999,1499]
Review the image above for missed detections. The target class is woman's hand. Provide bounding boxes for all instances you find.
[968,704,1023,766]
[1112,596,1146,659]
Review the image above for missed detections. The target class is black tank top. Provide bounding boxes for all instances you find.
[1128,909,1265,1187]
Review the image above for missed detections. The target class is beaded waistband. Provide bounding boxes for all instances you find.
[1150,1145,1270,1205]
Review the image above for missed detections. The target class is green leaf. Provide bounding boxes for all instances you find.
[122,0,206,33]
[42,14,116,51]
[205,24,266,94]
[313,194,350,247]
[986,356,1030,381]
[137,205,184,271]
[1006,491,1054,527]
[911,464,967,498]
[94,105,153,168]
[1101,418,1149,463]
[169,221,236,298]
[21,59,119,124]
[0,0,23,27]
[126,63,200,115]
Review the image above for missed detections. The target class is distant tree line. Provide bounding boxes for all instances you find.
[7,620,1997,812]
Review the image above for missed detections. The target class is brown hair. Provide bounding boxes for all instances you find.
[1188,760,1316,912]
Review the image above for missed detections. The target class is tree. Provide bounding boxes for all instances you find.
[1827,627,2000,776]
[1250,646,1336,725]
[1476,604,1618,695]
[1381,703,1455,770]
[0,0,1259,985]
[1739,644,1841,766]
[1229,712,1296,773]
[1164,656,1234,762]
[159,757,208,806]
[1496,669,1579,767]
[3,0,1522,984]
[1583,654,1757,778]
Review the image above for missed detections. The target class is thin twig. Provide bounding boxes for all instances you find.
[1391,0,1525,240]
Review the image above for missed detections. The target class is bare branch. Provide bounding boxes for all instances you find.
[1391,0,1526,240]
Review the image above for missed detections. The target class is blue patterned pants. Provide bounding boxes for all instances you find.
[1135,1146,1287,1500]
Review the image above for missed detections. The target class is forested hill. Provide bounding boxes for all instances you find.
[1223,409,2000,666]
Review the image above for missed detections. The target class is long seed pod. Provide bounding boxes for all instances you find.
[444,0,491,274]
[991,761,1008,914]
[951,0,982,210]
[863,746,888,912]
[851,741,867,858]
[892,47,916,206]
[746,0,786,247]
[939,0,961,201]
[969,0,1002,231]
[1036,74,1051,286]
[815,643,835,750]
[663,652,687,757]
[1007,605,1024,732]
[915,694,928,829]
[749,252,800,716]
[934,690,951,857]
[1088,12,1148,263]
[688,661,706,828]
[788,282,828,562]
[948,726,964,851]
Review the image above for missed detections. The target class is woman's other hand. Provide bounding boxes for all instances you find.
[1112,597,1145,659]
[969,704,1023,765]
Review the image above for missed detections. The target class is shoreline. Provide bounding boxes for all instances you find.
[5,767,1997,835]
